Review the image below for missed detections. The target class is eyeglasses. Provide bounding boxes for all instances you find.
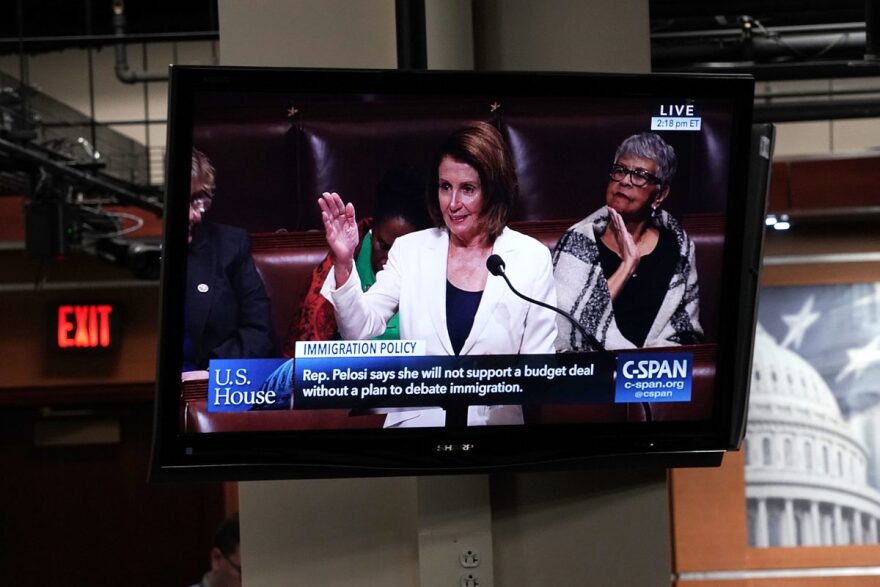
[190,190,212,214]
[609,163,661,188]
[221,549,241,575]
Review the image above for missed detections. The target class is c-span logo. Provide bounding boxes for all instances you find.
[615,352,692,403]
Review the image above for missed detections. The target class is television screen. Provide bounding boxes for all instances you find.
[151,66,760,480]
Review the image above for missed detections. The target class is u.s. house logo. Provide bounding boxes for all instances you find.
[207,358,290,412]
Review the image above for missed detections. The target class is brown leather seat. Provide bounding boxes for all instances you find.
[185,399,386,432]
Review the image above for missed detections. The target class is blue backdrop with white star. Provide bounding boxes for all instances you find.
[758,283,880,415]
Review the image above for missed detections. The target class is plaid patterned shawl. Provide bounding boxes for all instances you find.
[552,206,703,351]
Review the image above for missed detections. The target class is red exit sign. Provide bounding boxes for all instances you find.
[55,304,119,350]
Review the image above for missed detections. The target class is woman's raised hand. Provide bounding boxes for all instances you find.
[319,192,358,284]
[604,205,641,302]
[607,205,640,273]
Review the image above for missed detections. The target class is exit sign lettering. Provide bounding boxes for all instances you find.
[55,304,119,351]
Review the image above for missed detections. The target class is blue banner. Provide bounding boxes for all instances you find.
[293,353,616,410]
[203,351,698,412]
[614,351,693,403]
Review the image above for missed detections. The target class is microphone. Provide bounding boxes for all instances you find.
[487,255,652,422]
[486,254,506,277]
[486,254,604,352]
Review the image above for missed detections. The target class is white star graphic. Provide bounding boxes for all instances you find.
[779,295,821,350]
[835,336,880,383]
[854,283,880,307]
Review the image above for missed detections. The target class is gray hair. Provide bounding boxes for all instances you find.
[613,132,677,186]
[191,147,216,198]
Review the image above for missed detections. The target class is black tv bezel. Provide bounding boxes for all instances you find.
[150,66,758,482]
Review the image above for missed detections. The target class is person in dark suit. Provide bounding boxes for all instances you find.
[182,148,275,371]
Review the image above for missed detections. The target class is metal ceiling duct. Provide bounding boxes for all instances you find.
[651,0,880,120]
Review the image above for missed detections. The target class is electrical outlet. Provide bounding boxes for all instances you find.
[418,530,493,586]
[460,549,480,568]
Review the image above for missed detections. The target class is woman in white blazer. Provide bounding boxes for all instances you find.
[319,122,557,427]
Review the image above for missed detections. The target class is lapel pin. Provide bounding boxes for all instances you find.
[197,284,209,293]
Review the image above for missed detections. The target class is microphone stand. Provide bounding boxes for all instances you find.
[487,255,603,352]
[487,255,652,423]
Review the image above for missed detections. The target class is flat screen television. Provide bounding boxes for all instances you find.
[151,65,762,481]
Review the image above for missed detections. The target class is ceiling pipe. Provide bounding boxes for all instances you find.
[657,58,880,80]
[753,98,880,122]
[756,86,880,99]
[112,0,168,84]
[0,135,163,214]
[653,5,880,83]
[653,30,867,67]
[652,22,867,42]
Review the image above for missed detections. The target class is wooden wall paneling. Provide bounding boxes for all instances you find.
[0,404,226,587]
[766,161,791,213]
[676,578,880,587]
[670,451,749,572]
[0,196,26,241]
[671,451,880,575]
[787,156,880,211]
[0,286,159,392]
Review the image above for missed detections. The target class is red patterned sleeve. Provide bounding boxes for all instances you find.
[282,217,373,357]
[283,254,338,356]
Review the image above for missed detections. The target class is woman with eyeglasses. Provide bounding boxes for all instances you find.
[319,122,557,427]
[553,131,703,351]
[182,148,275,372]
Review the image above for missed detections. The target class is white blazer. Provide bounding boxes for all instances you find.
[322,227,558,426]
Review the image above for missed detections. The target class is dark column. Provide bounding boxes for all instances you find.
[395,0,427,69]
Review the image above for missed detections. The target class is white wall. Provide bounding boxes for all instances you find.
[217,0,397,68]
[425,0,474,70]
[217,0,476,70]
[240,477,421,585]
[472,0,651,72]
[491,470,670,586]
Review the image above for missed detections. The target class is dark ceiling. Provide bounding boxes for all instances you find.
[651,1,880,121]
[0,0,218,53]
[650,0,878,76]
[0,0,218,36]
[650,0,866,32]
[0,0,863,37]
